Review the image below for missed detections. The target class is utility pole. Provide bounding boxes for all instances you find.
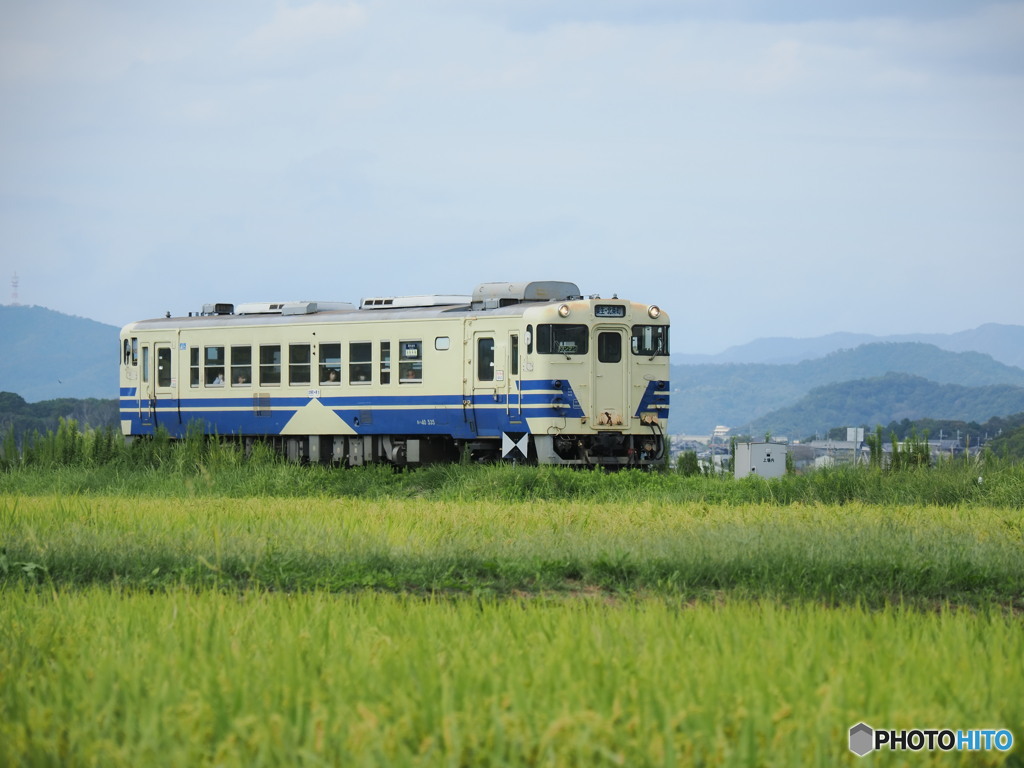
[10,272,19,305]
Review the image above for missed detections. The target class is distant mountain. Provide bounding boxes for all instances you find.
[747,373,1024,440]
[674,324,1024,368]
[0,305,119,402]
[668,342,1024,435]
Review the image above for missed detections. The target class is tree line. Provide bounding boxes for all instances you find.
[0,392,119,448]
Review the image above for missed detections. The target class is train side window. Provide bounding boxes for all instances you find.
[142,346,150,383]
[598,332,622,363]
[259,345,281,386]
[349,342,372,384]
[232,346,252,386]
[289,344,311,385]
[510,334,519,375]
[131,338,138,366]
[477,338,494,381]
[190,348,200,388]
[399,340,422,383]
[380,341,391,385]
[320,343,341,384]
[205,346,225,386]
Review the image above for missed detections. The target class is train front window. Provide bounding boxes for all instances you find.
[631,325,669,357]
[537,324,589,356]
[598,332,622,363]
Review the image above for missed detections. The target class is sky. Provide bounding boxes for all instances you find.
[1,0,1022,354]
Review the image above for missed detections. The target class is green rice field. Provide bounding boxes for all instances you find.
[2,461,1023,765]
[3,588,1021,767]
[3,495,1023,605]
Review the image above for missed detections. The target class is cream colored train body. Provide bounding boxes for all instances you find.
[119,281,670,467]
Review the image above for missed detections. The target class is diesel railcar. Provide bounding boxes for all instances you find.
[119,280,670,467]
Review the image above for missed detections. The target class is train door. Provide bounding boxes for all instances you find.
[139,343,152,427]
[593,327,628,428]
[471,331,497,435]
[140,342,174,428]
[507,332,521,423]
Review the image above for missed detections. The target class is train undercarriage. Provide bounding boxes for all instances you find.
[231,428,666,469]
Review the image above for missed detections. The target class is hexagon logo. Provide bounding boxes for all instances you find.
[849,722,874,756]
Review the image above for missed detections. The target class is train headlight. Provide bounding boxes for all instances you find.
[648,305,661,319]
[558,304,571,318]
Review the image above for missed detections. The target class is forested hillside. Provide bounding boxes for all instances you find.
[0,392,119,443]
[746,373,1024,440]
[668,342,1024,435]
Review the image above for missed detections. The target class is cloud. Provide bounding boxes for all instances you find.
[236,2,367,60]
[1,0,1022,349]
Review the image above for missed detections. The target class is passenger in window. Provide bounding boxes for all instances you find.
[235,374,249,385]
[212,372,224,385]
[349,364,371,382]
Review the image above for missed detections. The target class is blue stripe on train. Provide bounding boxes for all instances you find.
[121,378,592,438]
[634,379,670,418]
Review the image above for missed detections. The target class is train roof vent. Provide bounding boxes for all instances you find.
[471,281,581,309]
[285,301,356,314]
[200,303,235,316]
[359,295,471,310]
[235,301,355,315]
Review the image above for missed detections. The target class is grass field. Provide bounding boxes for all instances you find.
[2,456,1023,765]
[3,495,1023,606]
[3,588,1022,767]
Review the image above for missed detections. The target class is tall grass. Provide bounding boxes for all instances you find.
[1,589,1020,767]
[3,450,1024,509]
[3,419,1023,506]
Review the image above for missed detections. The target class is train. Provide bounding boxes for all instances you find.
[118,280,670,468]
